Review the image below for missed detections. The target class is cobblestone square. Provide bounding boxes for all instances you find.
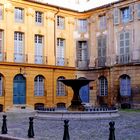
[0,111,140,140]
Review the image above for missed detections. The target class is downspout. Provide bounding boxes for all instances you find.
[52,8,60,105]
[54,8,60,60]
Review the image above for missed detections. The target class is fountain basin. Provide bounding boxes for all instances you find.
[35,109,119,120]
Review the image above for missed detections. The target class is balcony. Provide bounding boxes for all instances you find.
[14,53,28,63]
[0,52,6,62]
[35,55,48,64]
[116,54,130,64]
[95,57,111,67]
[76,60,89,69]
[56,57,69,66]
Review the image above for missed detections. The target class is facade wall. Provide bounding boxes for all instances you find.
[0,0,140,111]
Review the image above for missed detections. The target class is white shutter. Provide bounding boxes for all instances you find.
[129,5,133,21]
[137,3,140,19]
[114,8,120,25]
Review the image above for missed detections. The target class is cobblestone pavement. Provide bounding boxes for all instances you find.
[0,111,140,140]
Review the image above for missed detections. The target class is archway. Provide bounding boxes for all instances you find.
[13,74,26,104]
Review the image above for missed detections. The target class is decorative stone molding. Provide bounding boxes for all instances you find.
[46,15,55,21]
[18,26,22,31]
[26,8,34,17]
[106,11,113,20]
[68,20,75,25]
[4,3,13,13]
[80,33,85,39]
[38,29,42,34]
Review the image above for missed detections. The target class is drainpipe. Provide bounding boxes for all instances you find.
[54,8,60,60]
[52,8,60,105]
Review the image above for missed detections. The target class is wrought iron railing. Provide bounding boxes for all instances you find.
[35,55,47,64]
[14,53,28,63]
[56,57,69,66]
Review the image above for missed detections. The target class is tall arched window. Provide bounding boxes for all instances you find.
[0,75,3,96]
[56,76,66,96]
[34,75,44,96]
[120,75,131,96]
[99,76,108,96]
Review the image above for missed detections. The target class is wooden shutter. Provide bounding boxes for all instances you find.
[114,8,120,25]
[129,5,133,21]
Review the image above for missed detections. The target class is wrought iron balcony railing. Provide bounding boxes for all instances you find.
[35,55,48,64]
[0,52,6,62]
[56,57,69,66]
[14,53,28,63]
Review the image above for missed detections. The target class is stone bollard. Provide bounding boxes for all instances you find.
[109,121,115,140]
[1,115,8,134]
[63,120,70,140]
[28,117,34,138]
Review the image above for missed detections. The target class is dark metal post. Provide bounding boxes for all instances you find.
[1,115,8,134]
[109,121,115,140]
[28,117,34,138]
[63,120,70,140]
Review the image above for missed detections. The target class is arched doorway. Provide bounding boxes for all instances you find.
[13,74,26,104]
[79,77,89,103]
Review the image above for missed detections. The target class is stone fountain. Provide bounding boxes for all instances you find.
[59,79,94,111]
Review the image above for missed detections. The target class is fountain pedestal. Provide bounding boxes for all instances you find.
[59,79,94,111]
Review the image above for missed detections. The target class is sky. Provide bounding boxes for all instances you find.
[36,0,119,12]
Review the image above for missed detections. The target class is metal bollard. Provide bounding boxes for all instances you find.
[109,121,115,140]
[1,115,8,134]
[28,117,34,138]
[63,120,70,140]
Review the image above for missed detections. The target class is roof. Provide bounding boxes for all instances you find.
[31,0,120,12]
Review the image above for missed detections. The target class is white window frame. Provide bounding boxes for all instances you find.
[14,32,24,62]
[77,41,88,61]
[99,77,108,96]
[34,75,44,96]
[15,7,24,22]
[35,35,43,64]
[78,19,87,33]
[35,11,43,24]
[99,15,107,30]
[57,16,65,29]
[56,38,65,66]
[56,76,66,96]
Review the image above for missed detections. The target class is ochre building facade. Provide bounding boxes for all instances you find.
[0,0,140,111]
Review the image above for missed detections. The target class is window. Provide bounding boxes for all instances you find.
[99,15,107,30]
[57,16,65,29]
[137,3,140,19]
[34,75,44,96]
[99,76,108,96]
[56,76,66,96]
[35,35,43,64]
[97,35,106,67]
[114,6,133,25]
[15,7,23,22]
[120,75,131,96]
[0,5,3,20]
[14,32,24,62]
[0,30,3,53]
[78,19,87,33]
[77,41,88,61]
[35,11,43,24]
[118,31,130,64]
[121,7,130,23]
[56,38,65,66]
[0,75,3,96]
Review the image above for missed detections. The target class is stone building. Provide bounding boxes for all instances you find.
[0,0,140,111]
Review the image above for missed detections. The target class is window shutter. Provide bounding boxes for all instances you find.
[0,5,3,20]
[114,8,120,25]
[137,3,140,19]
[129,5,133,21]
